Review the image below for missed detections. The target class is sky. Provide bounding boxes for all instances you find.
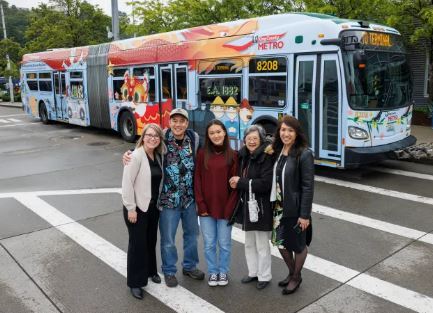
[10,0,133,15]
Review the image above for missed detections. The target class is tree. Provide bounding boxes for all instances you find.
[386,0,433,99]
[23,0,111,53]
[128,0,298,36]
[0,0,31,46]
[301,0,392,23]
[0,38,21,78]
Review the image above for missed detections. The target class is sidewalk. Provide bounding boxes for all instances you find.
[0,101,23,108]
[412,125,433,144]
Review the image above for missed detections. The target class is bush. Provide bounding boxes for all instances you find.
[0,92,21,102]
[1,93,10,102]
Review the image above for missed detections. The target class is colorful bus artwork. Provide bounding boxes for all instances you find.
[20,13,415,168]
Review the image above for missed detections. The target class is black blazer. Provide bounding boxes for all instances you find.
[280,148,314,219]
[230,142,274,231]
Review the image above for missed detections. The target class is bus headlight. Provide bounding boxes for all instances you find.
[348,126,369,139]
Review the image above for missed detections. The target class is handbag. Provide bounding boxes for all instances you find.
[248,179,259,223]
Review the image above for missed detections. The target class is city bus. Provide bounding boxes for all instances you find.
[20,13,415,168]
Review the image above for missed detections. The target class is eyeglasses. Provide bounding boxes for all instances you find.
[144,134,160,139]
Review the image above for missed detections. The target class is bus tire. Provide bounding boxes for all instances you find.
[119,111,137,142]
[79,108,85,120]
[257,121,276,139]
[39,102,49,124]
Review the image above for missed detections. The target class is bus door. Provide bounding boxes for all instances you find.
[318,54,342,161]
[54,72,67,120]
[159,65,174,128]
[295,55,317,152]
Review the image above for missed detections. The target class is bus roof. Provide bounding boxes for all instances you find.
[21,12,400,71]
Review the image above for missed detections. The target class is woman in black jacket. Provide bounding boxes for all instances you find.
[270,115,314,295]
[229,125,274,290]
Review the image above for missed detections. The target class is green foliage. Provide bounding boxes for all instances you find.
[0,1,31,46]
[23,0,111,53]
[301,0,391,23]
[0,39,21,78]
[127,0,297,36]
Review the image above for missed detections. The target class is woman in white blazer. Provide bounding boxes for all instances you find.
[122,123,165,300]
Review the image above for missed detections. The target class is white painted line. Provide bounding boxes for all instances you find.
[0,114,26,118]
[313,203,433,246]
[0,122,40,128]
[313,204,426,240]
[8,118,22,122]
[14,195,223,313]
[4,187,433,246]
[419,234,433,245]
[0,188,121,199]
[232,227,433,313]
[0,118,10,123]
[315,176,433,206]
[348,274,433,313]
[367,166,433,182]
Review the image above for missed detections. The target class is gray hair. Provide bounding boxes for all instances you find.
[243,124,266,144]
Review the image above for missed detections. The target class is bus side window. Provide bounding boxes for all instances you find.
[161,68,172,100]
[176,67,188,100]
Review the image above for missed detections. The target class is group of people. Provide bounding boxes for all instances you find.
[121,108,314,300]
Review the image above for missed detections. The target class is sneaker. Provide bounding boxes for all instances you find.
[217,273,229,286]
[208,273,218,287]
[164,275,178,287]
[182,268,205,280]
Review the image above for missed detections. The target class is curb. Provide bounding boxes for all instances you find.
[0,103,23,109]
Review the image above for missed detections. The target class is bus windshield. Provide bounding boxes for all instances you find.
[341,31,412,110]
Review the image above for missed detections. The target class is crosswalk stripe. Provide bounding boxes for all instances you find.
[0,188,121,199]
[367,166,433,182]
[314,203,433,245]
[232,227,433,313]
[0,114,26,118]
[313,204,426,240]
[14,195,224,313]
[0,122,39,128]
[315,176,433,206]
[0,119,9,123]
[9,190,433,313]
[8,118,22,122]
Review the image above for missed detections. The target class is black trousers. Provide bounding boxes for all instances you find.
[123,203,160,288]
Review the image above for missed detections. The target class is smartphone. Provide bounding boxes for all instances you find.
[293,223,302,234]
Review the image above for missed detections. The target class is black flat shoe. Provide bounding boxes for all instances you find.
[130,287,144,300]
[278,274,292,287]
[241,276,258,284]
[151,274,161,284]
[256,281,270,290]
[282,277,302,295]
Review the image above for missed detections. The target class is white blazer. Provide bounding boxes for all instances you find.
[122,146,162,212]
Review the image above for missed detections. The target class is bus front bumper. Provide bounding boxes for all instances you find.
[344,135,416,168]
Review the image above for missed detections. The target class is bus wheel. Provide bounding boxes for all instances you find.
[119,111,137,142]
[258,122,276,140]
[79,108,85,120]
[39,103,49,124]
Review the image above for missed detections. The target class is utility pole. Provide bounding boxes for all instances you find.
[111,0,119,41]
[0,1,14,103]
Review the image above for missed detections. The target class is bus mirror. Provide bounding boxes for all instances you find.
[354,51,367,69]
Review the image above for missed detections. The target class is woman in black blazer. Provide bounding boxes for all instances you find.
[229,125,274,290]
[270,115,314,295]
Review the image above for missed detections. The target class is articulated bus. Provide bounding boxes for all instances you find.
[20,13,415,168]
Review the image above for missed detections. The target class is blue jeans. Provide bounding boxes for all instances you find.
[199,216,232,275]
[159,202,200,275]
